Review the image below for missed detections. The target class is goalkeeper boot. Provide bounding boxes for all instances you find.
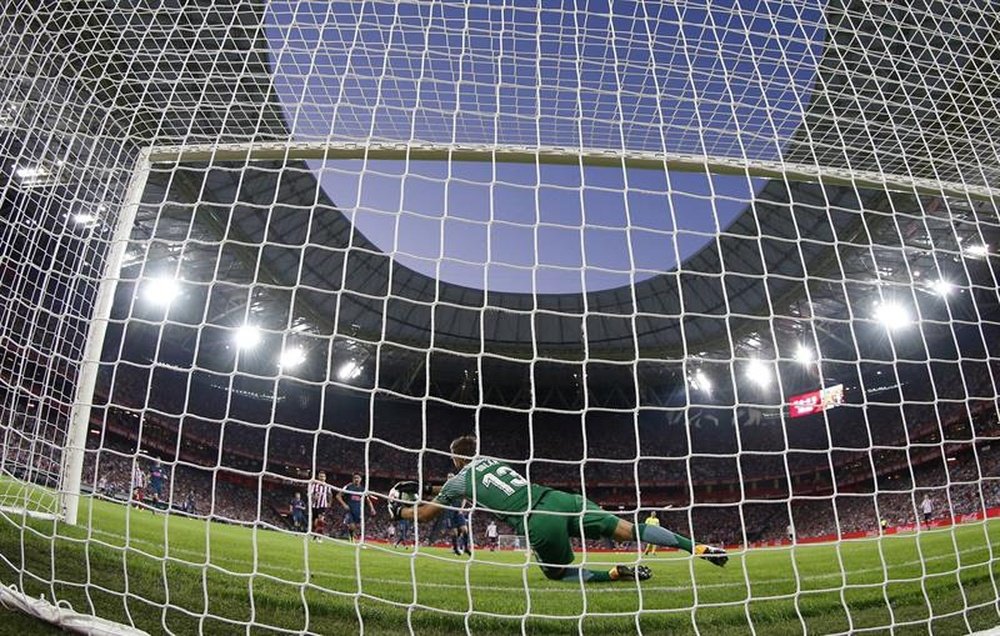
[612,564,652,582]
[694,544,729,568]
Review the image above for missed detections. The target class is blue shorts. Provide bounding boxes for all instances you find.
[344,508,362,525]
[446,510,467,529]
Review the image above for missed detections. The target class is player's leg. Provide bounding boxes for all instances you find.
[529,511,591,582]
[531,493,650,583]
[311,507,323,540]
[447,514,462,554]
[355,509,365,541]
[345,511,357,541]
[608,517,728,567]
[454,517,468,554]
[459,524,471,555]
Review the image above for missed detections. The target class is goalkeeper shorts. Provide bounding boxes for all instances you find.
[527,490,620,576]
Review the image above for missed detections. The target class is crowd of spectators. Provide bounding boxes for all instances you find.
[4,373,999,550]
[0,409,63,488]
[65,434,1000,551]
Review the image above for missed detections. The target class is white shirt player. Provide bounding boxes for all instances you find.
[486,521,499,539]
[921,496,933,515]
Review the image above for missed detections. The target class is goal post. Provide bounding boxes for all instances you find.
[498,534,526,551]
[59,148,152,527]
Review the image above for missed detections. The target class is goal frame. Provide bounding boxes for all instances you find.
[57,139,998,527]
[60,148,152,526]
[146,140,998,201]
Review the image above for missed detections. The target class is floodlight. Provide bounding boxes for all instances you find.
[235,325,262,349]
[73,213,97,225]
[794,345,814,364]
[279,347,306,369]
[874,302,910,330]
[930,279,954,296]
[688,368,712,394]
[963,244,989,258]
[745,358,772,387]
[337,360,363,381]
[142,276,181,306]
[15,165,47,180]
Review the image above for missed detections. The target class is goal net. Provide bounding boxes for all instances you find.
[1,1,999,634]
[498,534,526,551]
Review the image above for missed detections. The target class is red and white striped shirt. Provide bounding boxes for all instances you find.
[131,465,145,490]
[309,481,333,508]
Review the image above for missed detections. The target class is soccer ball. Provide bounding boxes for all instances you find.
[389,487,417,504]
[388,482,419,520]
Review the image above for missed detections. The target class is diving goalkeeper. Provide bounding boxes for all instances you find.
[390,435,727,583]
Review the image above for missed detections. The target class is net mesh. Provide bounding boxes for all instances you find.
[0,1,999,634]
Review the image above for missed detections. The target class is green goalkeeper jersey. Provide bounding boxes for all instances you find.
[434,458,550,534]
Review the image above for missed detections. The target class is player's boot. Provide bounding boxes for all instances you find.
[694,544,728,567]
[612,564,652,582]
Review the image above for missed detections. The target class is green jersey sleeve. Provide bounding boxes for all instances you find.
[433,469,469,507]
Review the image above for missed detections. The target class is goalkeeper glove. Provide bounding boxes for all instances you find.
[387,480,420,520]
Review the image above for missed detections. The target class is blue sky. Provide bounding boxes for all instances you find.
[265,1,826,294]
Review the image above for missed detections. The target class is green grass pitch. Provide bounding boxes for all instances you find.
[0,479,998,635]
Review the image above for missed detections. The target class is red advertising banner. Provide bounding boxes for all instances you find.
[788,384,844,418]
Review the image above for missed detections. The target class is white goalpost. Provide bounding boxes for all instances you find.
[60,149,152,527]
[1,1,999,634]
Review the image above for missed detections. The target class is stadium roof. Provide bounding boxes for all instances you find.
[3,1,999,401]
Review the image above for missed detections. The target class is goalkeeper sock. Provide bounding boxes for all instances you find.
[634,523,694,553]
[559,568,613,583]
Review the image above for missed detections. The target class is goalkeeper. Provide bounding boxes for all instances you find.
[391,435,727,583]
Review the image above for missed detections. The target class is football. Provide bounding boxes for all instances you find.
[388,487,416,504]
[387,481,420,519]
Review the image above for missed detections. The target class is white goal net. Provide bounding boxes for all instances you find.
[1,1,999,634]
